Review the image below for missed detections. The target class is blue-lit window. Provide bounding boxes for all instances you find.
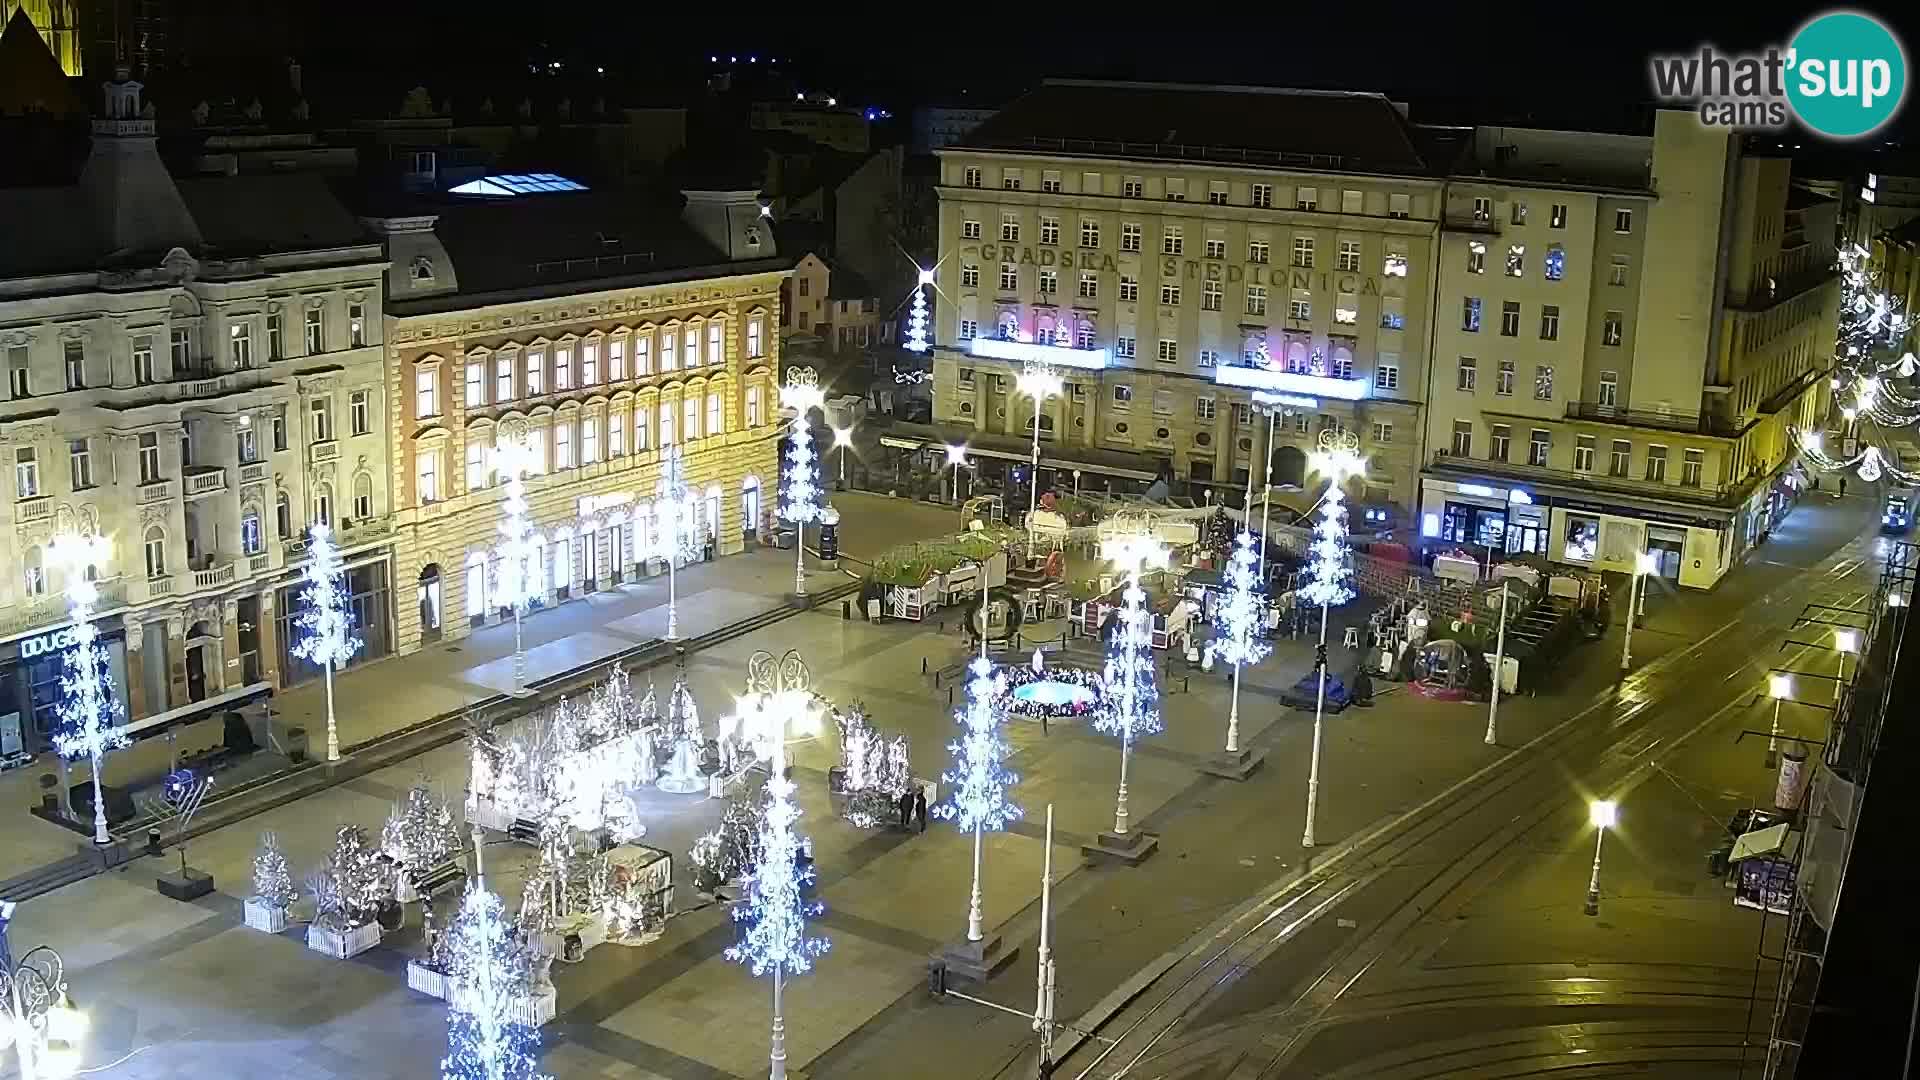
[448,173,589,197]
[1544,244,1566,281]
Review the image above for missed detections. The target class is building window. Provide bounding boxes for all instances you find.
[1451,420,1472,456]
[1197,349,1219,368]
[1574,436,1595,472]
[1002,170,1022,190]
[1500,301,1521,336]
[1156,339,1178,363]
[1529,429,1550,466]
[1550,203,1568,229]
[1645,444,1667,481]
[144,527,166,579]
[683,396,700,441]
[798,278,810,298]
[1614,208,1633,233]
[349,302,367,347]
[14,447,38,498]
[1375,357,1400,391]
[999,264,1018,291]
[1159,283,1180,306]
[1040,269,1059,295]
[353,474,373,517]
[1209,182,1229,205]
[959,319,978,340]
[418,448,441,502]
[1289,292,1311,321]
[1490,424,1511,461]
[1251,183,1272,208]
[556,345,575,389]
[962,220,981,240]
[1245,285,1267,316]
[1001,214,1020,242]
[1510,200,1529,225]
[1116,336,1136,359]
[225,323,253,370]
[1683,449,1704,487]
[466,442,487,491]
[961,265,979,288]
[996,315,1017,340]
[304,308,324,353]
[1602,311,1623,347]
[1609,439,1631,477]
[1163,226,1183,256]
[583,415,600,463]
[242,507,263,555]
[1042,170,1062,193]
[1121,223,1141,252]
[1544,245,1566,281]
[272,407,287,451]
[1292,236,1314,267]
[1610,256,1630,287]
[1381,297,1405,330]
[1341,189,1363,214]
[1080,220,1099,248]
[634,406,651,450]
[1122,176,1143,198]
[415,368,439,417]
[465,360,486,406]
[1040,216,1059,245]
[964,166,982,188]
[68,437,93,490]
[527,350,547,393]
[1598,370,1619,406]
[351,390,371,435]
[267,315,283,360]
[555,422,574,468]
[1534,365,1554,400]
[1205,238,1226,260]
[1540,305,1561,340]
[1371,421,1393,443]
[1463,297,1482,332]
[138,432,161,482]
[496,355,515,401]
[1195,396,1216,420]
[1334,292,1358,325]
[1203,280,1222,310]
[1079,272,1099,299]
[1466,241,1486,275]
[1119,276,1138,302]
[310,396,333,442]
[708,392,723,437]
[1338,240,1361,272]
[1077,323,1095,350]
[1473,197,1492,222]
[133,336,155,384]
[1384,244,1408,277]
[1249,241,1270,264]
[583,341,601,384]
[1505,244,1525,277]
[275,491,292,537]
[1388,192,1411,219]
[170,327,192,369]
[1163,179,1186,202]
[1457,357,1477,392]
[1112,384,1133,407]
[1295,187,1318,211]
[1496,359,1515,396]
[1152,390,1173,415]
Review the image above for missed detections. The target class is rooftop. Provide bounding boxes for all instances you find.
[951,79,1436,176]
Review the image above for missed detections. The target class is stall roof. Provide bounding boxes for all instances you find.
[1731,823,1800,862]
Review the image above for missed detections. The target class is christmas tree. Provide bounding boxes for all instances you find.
[690,790,766,891]
[383,785,462,876]
[251,831,297,910]
[1203,507,1236,562]
[657,667,706,794]
[322,825,391,929]
[441,886,547,1080]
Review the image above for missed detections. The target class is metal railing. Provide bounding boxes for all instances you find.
[1427,451,1736,503]
[1565,401,1744,438]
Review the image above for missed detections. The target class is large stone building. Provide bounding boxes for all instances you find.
[929,80,1440,516]
[359,182,789,656]
[0,70,394,751]
[1423,113,1838,589]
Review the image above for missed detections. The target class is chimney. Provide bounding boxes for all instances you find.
[81,67,202,260]
[680,189,775,261]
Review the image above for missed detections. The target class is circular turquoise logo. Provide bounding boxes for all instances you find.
[1787,11,1908,138]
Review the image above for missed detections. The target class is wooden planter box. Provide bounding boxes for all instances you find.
[541,912,609,962]
[407,960,451,1000]
[441,980,558,1027]
[242,898,288,934]
[306,921,382,959]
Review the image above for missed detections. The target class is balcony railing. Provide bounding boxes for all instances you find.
[239,462,268,484]
[1564,401,1745,438]
[1429,450,1735,504]
[16,496,51,523]
[192,562,237,590]
[184,466,228,498]
[1442,212,1501,234]
[138,480,173,504]
[310,441,340,464]
[147,575,175,597]
[249,553,272,574]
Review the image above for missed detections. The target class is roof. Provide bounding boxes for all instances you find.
[0,9,79,117]
[1786,185,1837,211]
[953,80,1435,177]
[826,261,875,300]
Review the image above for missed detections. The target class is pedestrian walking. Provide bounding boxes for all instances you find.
[898,789,914,831]
[1039,708,1050,737]
[913,788,928,833]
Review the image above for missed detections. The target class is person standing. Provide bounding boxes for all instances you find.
[913,787,928,833]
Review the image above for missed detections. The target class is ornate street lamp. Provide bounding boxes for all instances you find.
[1015,361,1063,557]
[1300,430,1364,849]
[0,945,86,1080]
[781,368,827,600]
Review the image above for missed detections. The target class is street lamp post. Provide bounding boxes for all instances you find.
[655,443,700,640]
[1249,395,1293,581]
[491,422,540,695]
[1619,551,1658,673]
[1833,629,1859,705]
[1301,431,1364,849]
[945,444,968,506]
[831,425,855,490]
[1584,799,1617,916]
[1097,525,1169,838]
[48,534,126,847]
[1484,581,1510,746]
[0,944,86,1080]
[1016,362,1063,557]
[1767,673,1793,769]
[781,368,827,601]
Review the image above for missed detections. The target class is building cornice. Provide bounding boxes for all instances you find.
[386,259,793,321]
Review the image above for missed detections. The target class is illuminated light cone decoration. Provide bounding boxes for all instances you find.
[1206,532,1272,755]
[653,443,702,640]
[780,368,826,600]
[50,532,128,845]
[493,421,542,695]
[1300,429,1365,849]
[292,522,362,763]
[903,267,933,353]
[1095,522,1168,837]
[932,636,1021,943]
[440,884,548,1080]
[725,649,829,1080]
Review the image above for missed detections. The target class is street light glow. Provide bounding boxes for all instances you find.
[1589,800,1617,829]
[1635,551,1659,575]
[1769,673,1793,699]
[1016,367,1063,401]
[945,443,968,467]
[1834,629,1859,654]
[917,266,936,287]
[831,425,854,448]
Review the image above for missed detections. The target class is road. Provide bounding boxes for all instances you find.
[1061,515,1884,1079]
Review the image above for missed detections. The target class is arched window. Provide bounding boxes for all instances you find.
[312,482,333,527]
[741,476,761,540]
[997,312,1019,340]
[241,504,263,555]
[1285,340,1309,374]
[465,550,488,619]
[21,546,44,597]
[143,526,167,579]
[353,473,374,519]
[275,490,292,537]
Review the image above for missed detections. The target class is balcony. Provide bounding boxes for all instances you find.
[1564,401,1745,438]
[1429,450,1736,506]
[138,480,173,504]
[191,562,237,590]
[16,495,51,523]
[248,553,272,575]
[0,578,129,637]
[147,575,175,598]
[1212,357,1371,402]
[183,466,228,499]
[309,440,340,464]
[239,462,268,484]
[1442,212,1501,235]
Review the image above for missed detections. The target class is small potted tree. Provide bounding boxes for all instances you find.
[382,784,461,903]
[306,824,390,959]
[244,831,297,933]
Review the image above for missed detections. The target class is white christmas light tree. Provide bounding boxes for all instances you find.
[725,650,829,1080]
[781,368,826,599]
[932,638,1020,943]
[1207,532,1272,756]
[1301,430,1364,849]
[493,426,542,696]
[1095,523,1168,839]
[904,267,933,353]
[292,523,362,762]
[50,532,127,845]
[441,885,548,1080]
[653,443,702,640]
[657,662,706,795]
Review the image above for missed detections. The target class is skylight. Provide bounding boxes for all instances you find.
[448,173,589,197]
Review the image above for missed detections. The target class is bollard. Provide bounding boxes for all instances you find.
[842,600,851,620]
[922,657,929,675]
[146,827,163,856]
[948,687,955,706]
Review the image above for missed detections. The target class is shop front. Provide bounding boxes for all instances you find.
[275,558,395,688]
[0,616,131,756]
[1423,479,1544,554]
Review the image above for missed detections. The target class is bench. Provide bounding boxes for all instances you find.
[414,861,467,899]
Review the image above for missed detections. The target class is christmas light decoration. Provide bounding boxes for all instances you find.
[493,424,542,695]
[657,662,706,795]
[49,532,127,846]
[904,267,933,353]
[1301,430,1366,849]
[1016,361,1064,557]
[383,785,462,882]
[997,662,1106,720]
[654,443,702,641]
[725,651,830,1080]
[1207,532,1272,754]
[292,523,362,762]
[1095,522,1168,837]
[251,831,297,910]
[933,642,1021,942]
[781,368,826,600]
[441,885,547,1080]
[318,825,391,930]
